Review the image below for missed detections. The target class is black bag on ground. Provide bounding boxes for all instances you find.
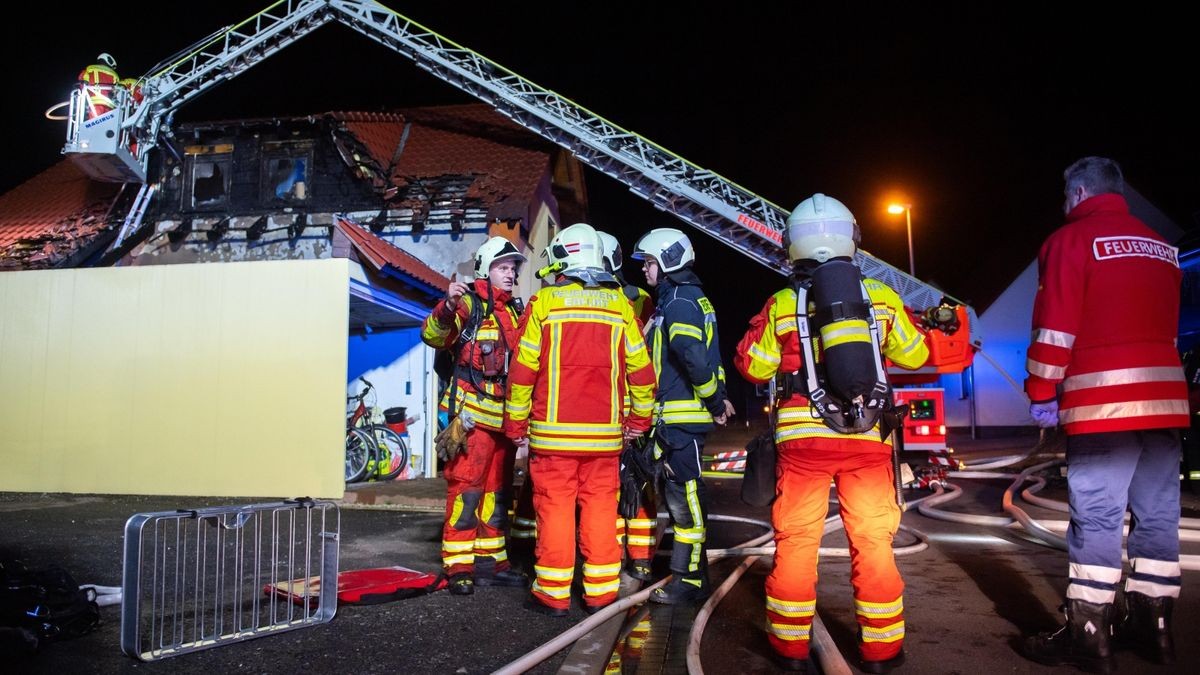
[741,431,778,507]
[0,559,101,647]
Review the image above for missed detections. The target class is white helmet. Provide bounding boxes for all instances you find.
[631,228,694,273]
[784,193,860,263]
[597,230,623,273]
[97,53,117,69]
[544,222,605,272]
[473,236,527,279]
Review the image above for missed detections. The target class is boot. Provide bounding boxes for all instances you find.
[625,558,653,582]
[1116,591,1175,664]
[477,567,529,588]
[1021,599,1115,674]
[649,574,710,605]
[771,653,811,673]
[447,572,474,596]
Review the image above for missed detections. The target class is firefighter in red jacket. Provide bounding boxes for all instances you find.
[421,236,530,595]
[78,53,120,119]
[599,230,657,581]
[1021,157,1188,672]
[734,194,928,674]
[504,222,657,616]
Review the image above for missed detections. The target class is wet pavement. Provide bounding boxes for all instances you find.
[2,425,1198,674]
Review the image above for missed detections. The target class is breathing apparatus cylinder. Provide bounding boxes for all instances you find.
[810,259,876,408]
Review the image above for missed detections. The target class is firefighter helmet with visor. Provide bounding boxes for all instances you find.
[543,223,605,272]
[783,193,860,263]
[97,53,117,69]
[597,230,623,273]
[473,236,527,279]
[631,228,694,273]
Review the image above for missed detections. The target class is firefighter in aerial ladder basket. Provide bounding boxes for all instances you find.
[421,236,530,596]
[77,53,120,119]
[734,193,930,674]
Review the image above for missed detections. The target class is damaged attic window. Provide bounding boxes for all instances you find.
[262,146,312,204]
[185,154,231,211]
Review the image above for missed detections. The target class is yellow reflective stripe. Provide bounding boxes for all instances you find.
[626,519,655,528]
[474,535,504,549]
[443,553,474,566]
[663,400,705,411]
[531,420,622,435]
[531,437,624,452]
[674,526,705,544]
[856,598,903,619]
[545,312,624,325]
[695,375,718,398]
[1060,399,1189,425]
[767,597,815,617]
[776,424,890,445]
[861,620,905,643]
[776,316,797,334]
[535,565,574,580]
[661,411,713,424]
[520,337,540,352]
[442,539,474,553]
[626,535,655,546]
[1027,358,1066,380]
[1033,327,1076,349]
[532,581,572,599]
[820,320,871,348]
[669,323,704,341]
[547,322,562,422]
[776,408,822,422]
[584,562,622,576]
[768,622,812,640]
[477,329,500,340]
[584,579,621,595]
[1063,366,1185,391]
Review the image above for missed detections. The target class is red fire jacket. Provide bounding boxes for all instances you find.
[504,278,656,456]
[1025,193,1188,434]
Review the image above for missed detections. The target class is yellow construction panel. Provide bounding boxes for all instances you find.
[0,259,349,498]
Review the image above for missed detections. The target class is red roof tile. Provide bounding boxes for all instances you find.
[334,216,450,296]
[0,161,119,269]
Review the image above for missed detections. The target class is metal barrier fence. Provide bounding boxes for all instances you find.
[121,498,339,661]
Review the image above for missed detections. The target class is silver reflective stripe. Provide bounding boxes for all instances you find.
[1032,327,1076,349]
[1129,557,1182,578]
[1069,562,1122,584]
[1027,358,1066,380]
[1063,366,1185,392]
[1060,399,1189,425]
[1125,578,1181,598]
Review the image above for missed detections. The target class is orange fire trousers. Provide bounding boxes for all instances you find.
[440,425,515,576]
[529,453,622,611]
[766,441,905,663]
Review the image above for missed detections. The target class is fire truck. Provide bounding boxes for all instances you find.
[55,0,981,478]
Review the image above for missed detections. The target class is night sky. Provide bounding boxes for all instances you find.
[5,2,1196,373]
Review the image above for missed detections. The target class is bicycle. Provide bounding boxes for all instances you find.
[345,377,410,484]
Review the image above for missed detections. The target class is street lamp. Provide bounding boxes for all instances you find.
[887,203,915,277]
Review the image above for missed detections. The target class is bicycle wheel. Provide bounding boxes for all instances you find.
[369,425,409,480]
[345,428,372,483]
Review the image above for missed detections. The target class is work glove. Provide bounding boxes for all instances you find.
[434,415,469,462]
[1029,400,1059,428]
[618,460,642,520]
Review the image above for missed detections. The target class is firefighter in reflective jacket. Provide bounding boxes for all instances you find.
[78,53,119,119]
[734,194,928,674]
[421,236,529,595]
[599,230,657,581]
[504,222,657,616]
[631,228,734,605]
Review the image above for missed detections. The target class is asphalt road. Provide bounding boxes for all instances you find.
[2,427,1198,674]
